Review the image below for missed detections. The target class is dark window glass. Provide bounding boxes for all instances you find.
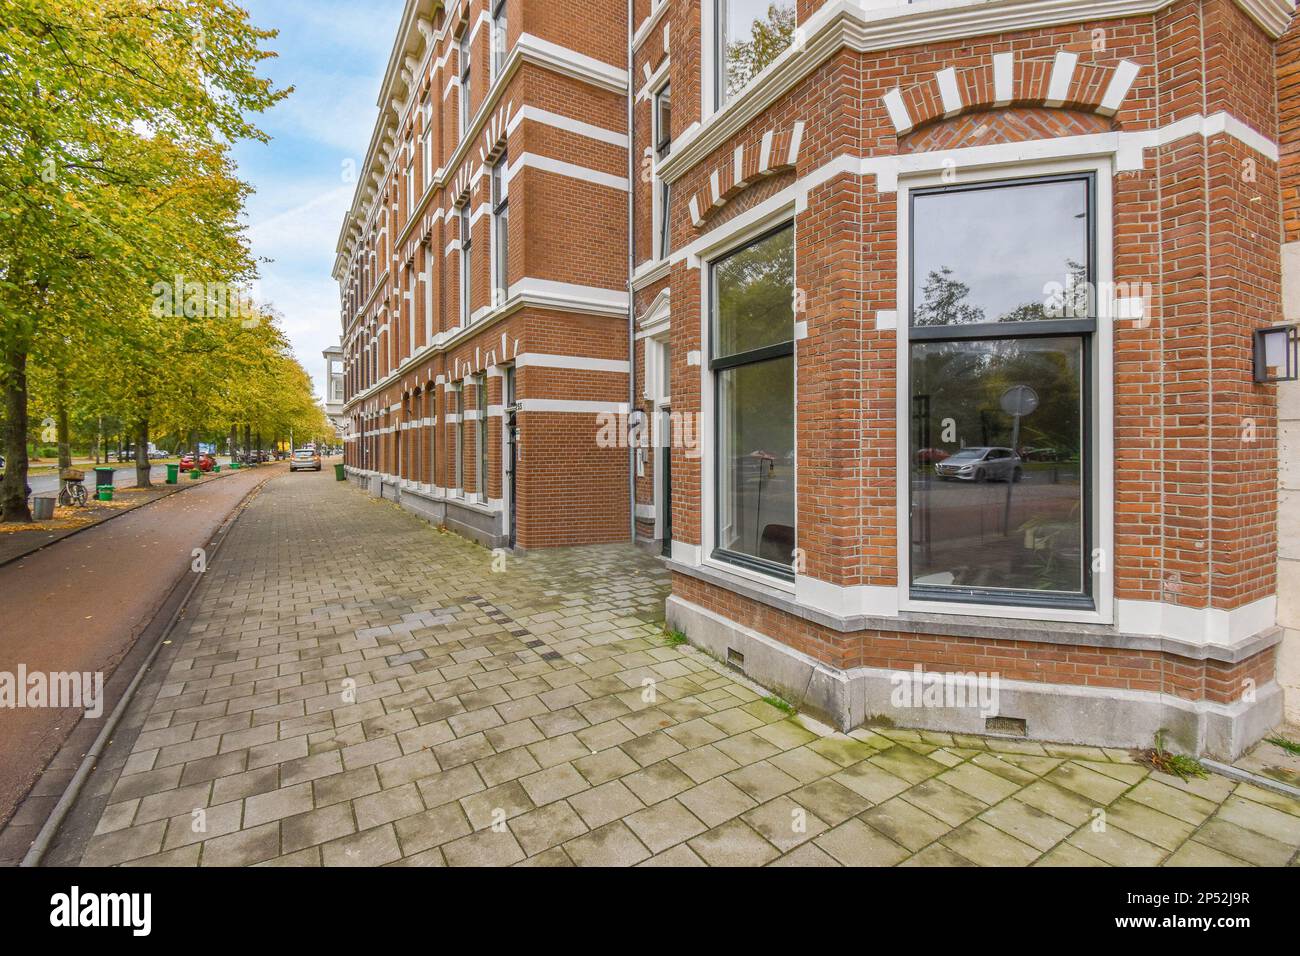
[718,355,795,565]
[909,336,1085,597]
[713,224,794,361]
[711,224,796,575]
[911,178,1091,327]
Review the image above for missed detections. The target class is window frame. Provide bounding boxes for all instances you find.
[459,205,472,326]
[492,153,509,305]
[898,164,1112,622]
[707,221,798,582]
[476,376,489,500]
[491,0,508,80]
[459,29,472,137]
[653,83,672,260]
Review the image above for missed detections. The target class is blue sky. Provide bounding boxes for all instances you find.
[234,0,406,399]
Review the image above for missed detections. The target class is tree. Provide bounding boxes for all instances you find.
[0,0,288,521]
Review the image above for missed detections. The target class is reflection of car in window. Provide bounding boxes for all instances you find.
[934,446,1023,483]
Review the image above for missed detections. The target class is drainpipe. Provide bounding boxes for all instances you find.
[626,0,637,544]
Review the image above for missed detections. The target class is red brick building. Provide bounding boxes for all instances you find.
[335,0,633,549]
[342,0,1296,756]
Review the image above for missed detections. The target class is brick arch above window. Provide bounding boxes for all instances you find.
[899,108,1115,154]
[687,121,805,228]
[882,51,1142,136]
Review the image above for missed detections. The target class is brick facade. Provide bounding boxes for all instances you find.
[338,0,1295,755]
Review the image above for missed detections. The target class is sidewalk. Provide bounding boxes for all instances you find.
[0,464,284,851]
[43,469,1300,867]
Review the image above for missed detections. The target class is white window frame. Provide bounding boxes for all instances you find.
[459,205,472,326]
[459,30,472,137]
[491,0,509,81]
[692,205,800,591]
[491,153,509,306]
[652,82,672,261]
[894,155,1115,626]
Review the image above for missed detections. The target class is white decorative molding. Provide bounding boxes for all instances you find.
[935,67,963,117]
[1116,596,1278,647]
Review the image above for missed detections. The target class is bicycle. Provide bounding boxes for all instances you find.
[59,468,89,508]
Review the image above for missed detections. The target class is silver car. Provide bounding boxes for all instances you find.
[934,447,1023,482]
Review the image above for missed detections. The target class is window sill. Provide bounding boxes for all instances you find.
[665,558,1280,665]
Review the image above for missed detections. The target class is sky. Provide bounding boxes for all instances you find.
[233,0,406,401]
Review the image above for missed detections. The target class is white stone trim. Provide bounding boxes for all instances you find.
[1117,597,1278,649]
[993,51,1015,107]
[517,399,629,414]
[508,152,628,192]
[515,353,630,373]
[1099,59,1141,116]
[935,67,962,117]
[507,105,629,148]
[882,88,913,134]
[1045,50,1079,107]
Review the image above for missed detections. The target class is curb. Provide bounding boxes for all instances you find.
[16,467,281,867]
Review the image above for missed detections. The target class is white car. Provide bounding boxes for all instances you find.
[290,449,322,472]
[934,447,1023,482]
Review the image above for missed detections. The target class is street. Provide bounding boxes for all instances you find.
[25,465,170,497]
[0,463,284,839]
[15,469,1292,868]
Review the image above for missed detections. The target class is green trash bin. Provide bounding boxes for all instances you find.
[93,466,115,489]
[214,465,222,473]
[334,463,346,482]
[166,464,179,484]
[190,468,201,480]
[97,486,114,502]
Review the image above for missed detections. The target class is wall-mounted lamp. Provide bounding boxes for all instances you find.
[1253,324,1299,383]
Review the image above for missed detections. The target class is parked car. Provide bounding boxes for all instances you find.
[915,447,950,465]
[290,448,322,472]
[934,447,1023,482]
[180,453,215,473]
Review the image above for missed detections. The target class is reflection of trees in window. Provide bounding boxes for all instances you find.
[714,225,794,357]
[914,267,986,326]
[723,2,796,101]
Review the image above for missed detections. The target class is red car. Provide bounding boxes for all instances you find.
[180,453,215,473]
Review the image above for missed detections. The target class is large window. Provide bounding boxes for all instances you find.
[476,377,488,498]
[459,206,472,325]
[459,30,472,136]
[908,174,1094,608]
[711,224,796,577]
[654,84,672,259]
[454,384,464,492]
[492,153,509,305]
[491,0,508,79]
[717,1,797,107]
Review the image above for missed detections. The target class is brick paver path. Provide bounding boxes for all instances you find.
[75,472,1300,866]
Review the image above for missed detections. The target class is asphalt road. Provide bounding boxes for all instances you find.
[0,463,285,831]
[25,465,170,497]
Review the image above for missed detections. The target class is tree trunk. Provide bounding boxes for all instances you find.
[56,386,72,505]
[243,423,251,463]
[135,419,152,488]
[1,342,32,523]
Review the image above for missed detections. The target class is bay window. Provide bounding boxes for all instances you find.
[711,224,796,577]
[716,0,797,107]
[907,173,1095,608]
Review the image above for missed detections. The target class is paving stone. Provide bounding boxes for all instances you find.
[1125,779,1218,826]
[623,760,696,805]
[860,797,953,852]
[393,802,473,854]
[979,798,1075,853]
[901,844,976,867]
[742,796,830,852]
[282,803,357,853]
[688,819,779,867]
[1068,821,1166,866]
[519,763,590,806]
[573,747,640,786]
[1214,794,1300,846]
[568,780,644,829]
[510,801,589,856]
[1046,762,1133,805]
[1191,818,1294,866]
[941,819,1040,866]
[768,842,841,867]
[638,843,709,867]
[200,823,280,867]
[867,746,946,785]
[461,780,535,830]
[900,778,988,828]
[677,777,758,828]
[244,783,314,828]
[1033,842,1109,867]
[82,821,167,866]
[1163,840,1253,867]
[787,778,872,826]
[564,821,651,867]
[321,825,402,867]
[814,817,910,866]
[354,783,425,830]
[1104,798,1196,851]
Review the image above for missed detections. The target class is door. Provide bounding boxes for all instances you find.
[660,409,672,557]
[504,367,518,548]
